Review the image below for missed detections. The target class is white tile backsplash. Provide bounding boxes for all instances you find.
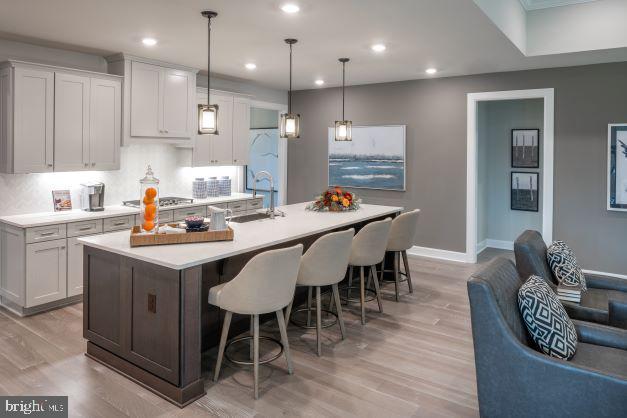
[0,144,241,216]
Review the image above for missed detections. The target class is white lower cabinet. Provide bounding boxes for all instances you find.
[67,236,89,297]
[25,238,67,308]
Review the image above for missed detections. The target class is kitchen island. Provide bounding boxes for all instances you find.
[79,202,402,407]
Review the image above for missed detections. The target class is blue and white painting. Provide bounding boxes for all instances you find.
[246,128,279,208]
[328,125,406,191]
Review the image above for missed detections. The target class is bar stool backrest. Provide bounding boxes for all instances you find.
[387,209,420,251]
[297,228,355,286]
[349,218,393,266]
[218,244,304,315]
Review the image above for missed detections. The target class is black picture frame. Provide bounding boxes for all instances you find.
[511,128,540,168]
[511,171,539,212]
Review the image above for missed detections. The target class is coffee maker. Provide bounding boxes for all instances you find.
[81,182,105,211]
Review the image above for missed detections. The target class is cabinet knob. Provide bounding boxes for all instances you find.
[164,130,169,133]
[47,164,53,167]
[92,163,96,167]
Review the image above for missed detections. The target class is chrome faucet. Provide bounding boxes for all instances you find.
[252,171,284,219]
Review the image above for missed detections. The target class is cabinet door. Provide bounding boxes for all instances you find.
[26,238,67,307]
[54,72,90,171]
[232,97,250,165]
[211,95,234,164]
[13,67,54,173]
[0,224,25,305]
[90,77,121,170]
[130,62,161,137]
[162,69,192,138]
[68,235,93,297]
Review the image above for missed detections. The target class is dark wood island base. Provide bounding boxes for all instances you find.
[82,212,397,407]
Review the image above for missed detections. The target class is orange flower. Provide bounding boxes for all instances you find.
[335,187,343,194]
[332,195,339,202]
[342,198,350,207]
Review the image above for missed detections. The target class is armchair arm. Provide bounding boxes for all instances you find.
[573,319,627,350]
[609,299,627,329]
[585,273,627,292]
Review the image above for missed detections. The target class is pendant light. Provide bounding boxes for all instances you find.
[198,10,218,135]
[334,58,352,141]
[280,38,300,139]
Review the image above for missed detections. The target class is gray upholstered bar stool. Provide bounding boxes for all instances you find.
[285,228,354,356]
[343,218,393,325]
[209,244,303,399]
[382,209,420,301]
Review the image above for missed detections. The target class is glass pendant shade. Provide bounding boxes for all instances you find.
[280,113,300,139]
[334,120,352,141]
[198,104,219,135]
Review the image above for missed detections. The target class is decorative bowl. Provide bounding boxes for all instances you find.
[184,216,205,229]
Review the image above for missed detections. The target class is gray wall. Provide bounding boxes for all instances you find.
[251,107,279,129]
[478,99,544,245]
[289,62,627,274]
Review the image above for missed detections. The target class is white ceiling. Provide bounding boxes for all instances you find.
[0,0,626,90]
[519,0,598,10]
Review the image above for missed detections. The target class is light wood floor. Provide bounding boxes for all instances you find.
[0,249,513,417]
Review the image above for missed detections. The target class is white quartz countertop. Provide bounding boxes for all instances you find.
[0,193,255,228]
[78,203,403,270]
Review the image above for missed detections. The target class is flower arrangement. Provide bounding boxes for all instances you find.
[306,187,360,212]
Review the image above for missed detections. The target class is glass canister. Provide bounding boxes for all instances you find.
[140,165,159,233]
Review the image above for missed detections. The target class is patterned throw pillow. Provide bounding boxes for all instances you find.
[518,276,578,360]
[546,241,587,291]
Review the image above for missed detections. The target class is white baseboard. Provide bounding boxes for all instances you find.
[476,240,487,254]
[407,245,472,263]
[486,239,514,251]
[582,269,627,281]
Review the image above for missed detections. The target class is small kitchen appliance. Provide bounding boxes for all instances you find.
[80,182,105,212]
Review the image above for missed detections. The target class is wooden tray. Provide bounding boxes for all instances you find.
[130,224,234,247]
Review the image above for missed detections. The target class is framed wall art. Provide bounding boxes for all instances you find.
[511,172,539,212]
[511,128,540,168]
[608,123,627,211]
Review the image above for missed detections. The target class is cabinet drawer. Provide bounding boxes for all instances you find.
[135,209,173,226]
[26,224,67,244]
[207,203,228,210]
[173,206,206,221]
[247,198,264,210]
[103,215,134,232]
[227,200,247,213]
[67,219,103,237]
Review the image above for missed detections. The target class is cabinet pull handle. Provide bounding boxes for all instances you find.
[47,164,53,167]
[79,226,93,231]
[91,163,96,167]
[40,231,56,236]
[113,221,126,226]
[60,246,66,250]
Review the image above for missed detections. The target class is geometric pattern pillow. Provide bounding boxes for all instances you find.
[546,240,587,291]
[518,275,578,360]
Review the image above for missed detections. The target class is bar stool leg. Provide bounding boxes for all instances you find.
[402,250,413,294]
[346,265,354,302]
[306,287,313,327]
[250,315,254,360]
[332,283,346,339]
[360,266,366,325]
[394,251,400,302]
[285,299,293,325]
[253,314,260,400]
[214,311,232,382]
[371,265,383,313]
[276,309,293,374]
[316,286,322,356]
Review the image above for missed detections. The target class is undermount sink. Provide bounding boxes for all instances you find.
[229,213,273,223]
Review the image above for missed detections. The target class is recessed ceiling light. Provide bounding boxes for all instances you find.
[371,43,386,53]
[425,68,437,75]
[142,37,157,46]
[281,3,300,13]
[315,79,324,86]
[245,63,257,70]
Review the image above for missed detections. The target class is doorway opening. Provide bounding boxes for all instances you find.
[245,101,288,207]
[466,89,554,263]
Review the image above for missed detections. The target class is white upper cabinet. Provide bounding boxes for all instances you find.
[232,96,251,165]
[54,72,90,171]
[107,54,197,144]
[90,77,121,170]
[191,90,250,167]
[0,61,122,174]
[11,66,54,173]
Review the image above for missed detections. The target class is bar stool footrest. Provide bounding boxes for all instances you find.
[224,335,283,366]
[290,307,338,329]
[339,285,377,303]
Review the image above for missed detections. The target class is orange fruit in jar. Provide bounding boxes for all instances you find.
[143,196,154,205]
[144,212,155,222]
[145,187,157,199]
[142,220,155,231]
[144,203,156,218]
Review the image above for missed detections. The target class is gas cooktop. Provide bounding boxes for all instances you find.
[122,197,194,208]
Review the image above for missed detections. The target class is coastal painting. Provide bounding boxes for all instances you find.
[608,124,627,211]
[328,125,405,191]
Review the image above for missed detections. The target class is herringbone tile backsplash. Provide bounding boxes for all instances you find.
[0,144,240,216]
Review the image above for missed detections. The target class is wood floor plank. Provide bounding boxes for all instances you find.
[0,250,512,417]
